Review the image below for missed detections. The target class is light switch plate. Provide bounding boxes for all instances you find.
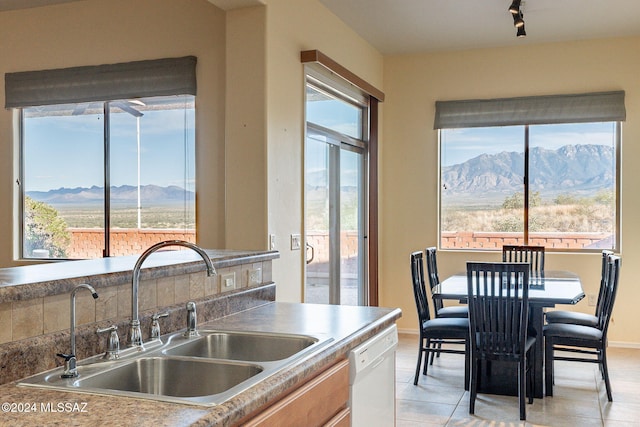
[290,233,301,250]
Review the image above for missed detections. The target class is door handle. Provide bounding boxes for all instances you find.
[306,243,315,265]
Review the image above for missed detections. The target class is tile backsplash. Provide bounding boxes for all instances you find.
[0,262,272,345]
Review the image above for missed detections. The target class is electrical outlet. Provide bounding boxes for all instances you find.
[587,294,597,306]
[269,234,276,250]
[248,268,262,285]
[290,233,301,250]
[221,272,236,290]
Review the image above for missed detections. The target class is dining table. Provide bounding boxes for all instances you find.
[432,270,585,398]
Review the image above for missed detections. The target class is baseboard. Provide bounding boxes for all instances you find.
[397,328,419,336]
[608,341,640,349]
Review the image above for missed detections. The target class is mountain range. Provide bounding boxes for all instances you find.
[442,144,614,196]
[27,184,194,205]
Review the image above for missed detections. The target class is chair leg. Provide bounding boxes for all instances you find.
[429,340,440,365]
[545,338,554,397]
[464,339,470,391]
[601,347,613,401]
[414,338,424,385]
[519,359,526,420]
[527,349,534,404]
[423,339,431,375]
[469,356,478,415]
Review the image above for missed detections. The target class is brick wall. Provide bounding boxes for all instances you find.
[67,228,196,258]
[63,229,607,261]
[441,231,611,250]
[306,231,360,264]
[305,231,611,260]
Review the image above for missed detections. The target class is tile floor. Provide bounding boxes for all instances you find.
[395,333,640,426]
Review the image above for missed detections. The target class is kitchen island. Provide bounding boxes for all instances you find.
[0,301,401,426]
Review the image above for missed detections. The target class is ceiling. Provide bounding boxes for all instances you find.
[2,0,639,55]
[319,0,640,54]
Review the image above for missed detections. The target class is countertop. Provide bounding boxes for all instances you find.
[0,301,401,426]
[0,249,278,303]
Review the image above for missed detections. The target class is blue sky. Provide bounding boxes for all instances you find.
[23,106,195,192]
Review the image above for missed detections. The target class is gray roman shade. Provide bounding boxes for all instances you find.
[434,91,626,129]
[5,56,197,108]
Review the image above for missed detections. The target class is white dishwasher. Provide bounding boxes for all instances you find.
[349,324,398,427]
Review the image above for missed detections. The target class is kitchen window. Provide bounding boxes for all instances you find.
[6,57,197,260]
[435,91,625,252]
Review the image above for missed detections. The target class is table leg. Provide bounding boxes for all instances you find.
[530,305,544,398]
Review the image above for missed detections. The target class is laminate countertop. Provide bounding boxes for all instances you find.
[0,249,278,303]
[0,301,401,426]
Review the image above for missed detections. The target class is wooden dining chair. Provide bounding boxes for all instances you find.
[424,247,469,364]
[502,245,545,274]
[467,261,535,421]
[545,250,613,327]
[544,254,621,401]
[425,247,468,319]
[410,251,469,388]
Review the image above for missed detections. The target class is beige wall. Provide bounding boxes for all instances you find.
[381,37,640,345]
[224,5,268,251]
[0,0,227,266]
[264,0,384,301]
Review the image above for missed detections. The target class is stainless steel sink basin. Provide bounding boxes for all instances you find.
[18,329,330,406]
[163,330,319,361]
[75,357,262,397]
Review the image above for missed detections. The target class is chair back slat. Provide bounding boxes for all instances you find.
[595,250,614,319]
[411,251,433,324]
[502,245,545,273]
[424,247,444,312]
[598,255,621,334]
[467,262,530,359]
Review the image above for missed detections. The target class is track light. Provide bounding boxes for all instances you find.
[508,0,526,37]
[517,24,526,37]
[512,10,524,28]
[508,0,521,14]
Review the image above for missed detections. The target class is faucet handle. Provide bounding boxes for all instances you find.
[151,312,169,340]
[56,353,78,378]
[96,325,120,360]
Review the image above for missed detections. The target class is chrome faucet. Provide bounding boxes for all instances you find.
[56,284,99,378]
[129,240,216,349]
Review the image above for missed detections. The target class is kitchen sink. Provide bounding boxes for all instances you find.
[75,357,262,397]
[18,328,331,406]
[163,330,319,361]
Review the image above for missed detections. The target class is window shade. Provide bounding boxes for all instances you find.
[434,91,626,129]
[5,56,197,108]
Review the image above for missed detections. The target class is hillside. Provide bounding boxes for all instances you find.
[27,184,194,205]
[441,144,614,196]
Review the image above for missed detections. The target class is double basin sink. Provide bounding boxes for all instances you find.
[19,329,330,406]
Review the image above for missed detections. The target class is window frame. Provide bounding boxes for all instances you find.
[437,121,621,253]
[18,95,196,260]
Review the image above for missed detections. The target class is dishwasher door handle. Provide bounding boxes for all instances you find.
[369,355,386,370]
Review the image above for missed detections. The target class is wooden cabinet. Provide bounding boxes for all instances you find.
[241,359,350,427]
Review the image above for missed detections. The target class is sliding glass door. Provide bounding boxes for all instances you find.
[305,126,366,305]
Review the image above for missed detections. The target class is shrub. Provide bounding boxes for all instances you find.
[24,196,70,258]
